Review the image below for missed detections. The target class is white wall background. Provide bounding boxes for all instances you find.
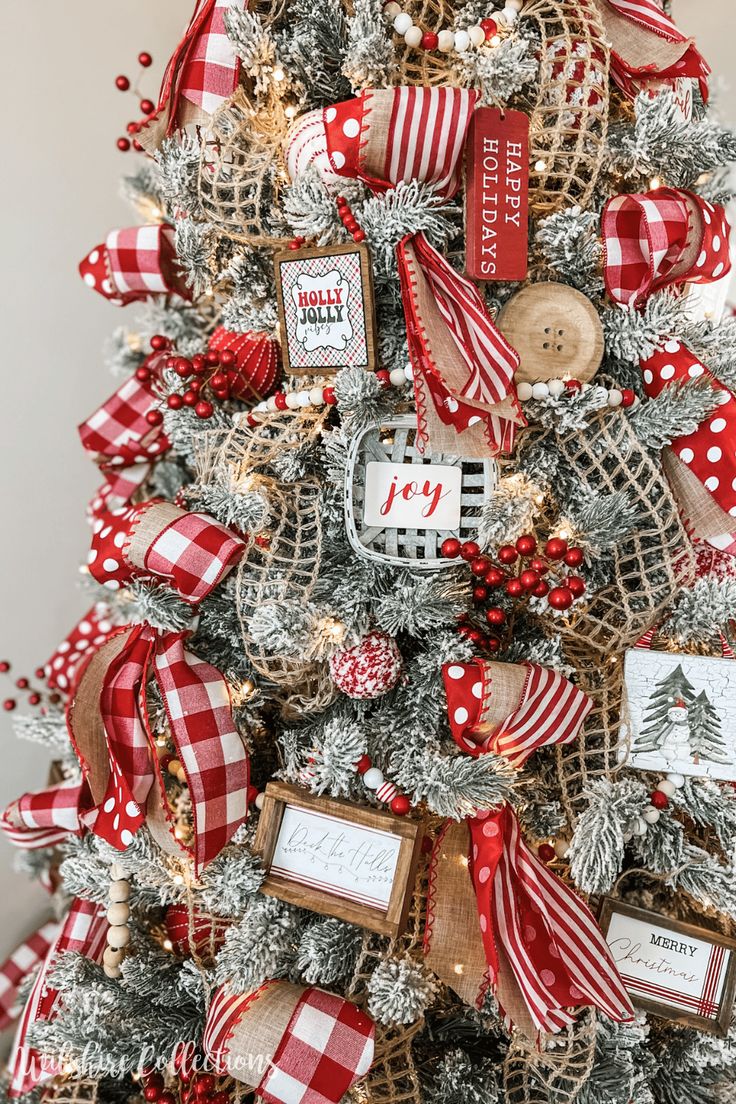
[0,0,731,960]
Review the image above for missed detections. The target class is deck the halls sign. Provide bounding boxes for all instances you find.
[465,107,529,283]
[273,242,378,375]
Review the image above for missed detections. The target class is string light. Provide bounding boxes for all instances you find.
[534,159,547,172]
[453,963,465,975]
[650,176,662,190]
[163,938,174,952]
[173,873,185,886]
[272,66,286,82]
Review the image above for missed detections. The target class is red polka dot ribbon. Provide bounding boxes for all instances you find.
[424,808,634,1037]
[43,603,115,694]
[88,499,246,603]
[592,0,709,102]
[79,225,190,306]
[442,659,592,768]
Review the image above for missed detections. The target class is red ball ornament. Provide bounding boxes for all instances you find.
[537,843,556,863]
[356,754,372,774]
[498,544,518,565]
[519,569,540,590]
[480,17,498,39]
[146,409,163,426]
[548,586,574,611]
[472,585,488,602]
[115,75,130,91]
[329,631,402,700]
[470,556,492,576]
[138,51,153,67]
[421,31,439,49]
[563,547,584,568]
[391,794,411,816]
[485,567,506,588]
[117,137,131,152]
[3,699,16,711]
[486,607,506,626]
[460,541,480,561]
[505,578,524,598]
[194,400,214,420]
[441,538,462,558]
[139,98,155,116]
[544,537,568,560]
[533,579,550,598]
[566,575,586,597]
[167,394,183,410]
[621,388,636,408]
[650,789,669,810]
[515,534,537,556]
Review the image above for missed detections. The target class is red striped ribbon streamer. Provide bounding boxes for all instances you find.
[1,779,87,851]
[424,808,635,1037]
[443,659,592,768]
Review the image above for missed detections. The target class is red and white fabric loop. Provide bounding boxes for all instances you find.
[79,225,190,306]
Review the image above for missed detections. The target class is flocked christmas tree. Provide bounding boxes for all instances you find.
[687,689,730,765]
[4,2,736,1104]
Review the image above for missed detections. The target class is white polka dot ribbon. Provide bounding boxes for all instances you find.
[424,807,635,1037]
[442,659,592,768]
[66,624,249,876]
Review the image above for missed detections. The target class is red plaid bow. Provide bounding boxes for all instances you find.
[8,898,107,1097]
[79,225,190,306]
[136,0,246,151]
[443,659,592,768]
[88,500,245,603]
[602,188,731,308]
[67,625,249,875]
[592,0,709,101]
[320,87,523,458]
[43,603,115,694]
[425,808,634,1037]
[0,920,59,1032]
[204,981,375,1104]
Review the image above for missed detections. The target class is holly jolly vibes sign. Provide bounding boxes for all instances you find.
[465,107,529,282]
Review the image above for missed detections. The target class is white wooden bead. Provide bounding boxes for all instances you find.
[308,387,325,405]
[506,0,523,9]
[502,7,518,23]
[254,401,268,412]
[643,807,661,825]
[531,381,550,400]
[607,388,623,407]
[404,364,413,380]
[104,964,122,979]
[255,792,265,810]
[657,779,677,798]
[438,29,455,51]
[297,392,312,407]
[109,880,131,903]
[285,392,301,410]
[363,767,385,790]
[553,839,570,859]
[107,903,130,926]
[389,368,407,386]
[547,379,566,398]
[633,816,648,836]
[667,772,686,788]
[393,12,413,34]
[109,862,126,880]
[404,25,423,46]
[454,29,470,51]
[517,381,533,401]
[266,396,279,412]
[107,925,131,949]
[103,946,124,968]
[384,1,401,18]
[468,25,485,47]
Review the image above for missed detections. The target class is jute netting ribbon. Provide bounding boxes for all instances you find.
[502,1010,598,1104]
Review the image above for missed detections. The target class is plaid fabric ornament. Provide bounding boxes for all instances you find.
[136,0,246,151]
[79,225,190,306]
[204,980,375,1104]
[592,0,709,101]
[602,187,731,307]
[0,920,59,1032]
[88,500,245,603]
[442,659,592,768]
[208,326,281,401]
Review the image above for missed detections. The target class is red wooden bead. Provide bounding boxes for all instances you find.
[140,98,155,116]
[484,567,505,588]
[146,409,164,426]
[515,534,537,556]
[288,239,301,250]
[566,575,586,597]
[274,392,287,410]
[3,699,16,711]
[544,537,568,560]
[138,52,153,67]
[376,369,391,388]
[336,196,348,208]
[472,585,488,602]
[115,75,131,91]
[498,545,518,565]
[565,379,583,393]
[195,400,214,419]
[323,387,337,405]
[150,334,169,351]
[117,138,131,152]
[352,229,366,242]
[167,394,183,410]
[650,789,669,809]
[621,388,636,408]
[533,579,550,598]
[563,547,584,568]
[486,607,506,626]
[391,794,411,816]
[505,578,524,598]
[470,556,492,576]
[548,586,574,611]
[480,17,498,39]
[460,541,480,561]
[421,31,439,49]
[537,843,556,863]
[441,538,461,558]
[356,754,372,774]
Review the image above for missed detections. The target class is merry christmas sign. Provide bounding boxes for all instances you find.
[621,649,736,781]
[273,243,378,375]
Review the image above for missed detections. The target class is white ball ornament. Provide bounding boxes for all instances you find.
[362,767,385,791]
[329,630,403,700]
[531,381,550,400]
[454,29,471,51]
[547,379,566,398]
[438,29,455,51]
[517,381,534,401]
[404,25,423,47]
[657,778,677,798]
[393,12,413,35]
[389,368,407,386]
[468,25,485,46]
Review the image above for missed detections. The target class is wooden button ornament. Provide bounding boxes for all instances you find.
[497,283,604,384]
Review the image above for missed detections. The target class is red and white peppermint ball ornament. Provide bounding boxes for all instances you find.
[329,631,402,700]
[544,39,606,127]
[285,108,345,191]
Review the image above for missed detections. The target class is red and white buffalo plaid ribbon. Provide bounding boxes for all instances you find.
[67,624,249,875]
[79,225,190,306]
[204,981,375,1104]
[320,87,523,457]
[592,0,709,101]
[88,499,245,603]
[1,778,87,851]
[136,0,246,152]
[602,187,731,308]
[8,898,107,1097]
[424,807,635,1037]
[442,659,592,768]
[0,920,59,1031]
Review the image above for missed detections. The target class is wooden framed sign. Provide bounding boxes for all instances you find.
[621,648,736,782]
[599,899,736,1035]
[273,242,378,375]
[253,782,423,937]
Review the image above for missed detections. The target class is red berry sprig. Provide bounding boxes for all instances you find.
[114,50,155,153]
[160,342,245,420]
[0,659,59,714]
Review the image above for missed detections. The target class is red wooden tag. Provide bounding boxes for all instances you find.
[465,107,529,282]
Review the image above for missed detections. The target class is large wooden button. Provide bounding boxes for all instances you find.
[497,282,604,384]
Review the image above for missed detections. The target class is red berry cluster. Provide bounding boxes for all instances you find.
[0,660,59,714]
[150,336,244,421]
[114,51,154,152]
[141,1067,229,1104]
[442,533,587,651]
